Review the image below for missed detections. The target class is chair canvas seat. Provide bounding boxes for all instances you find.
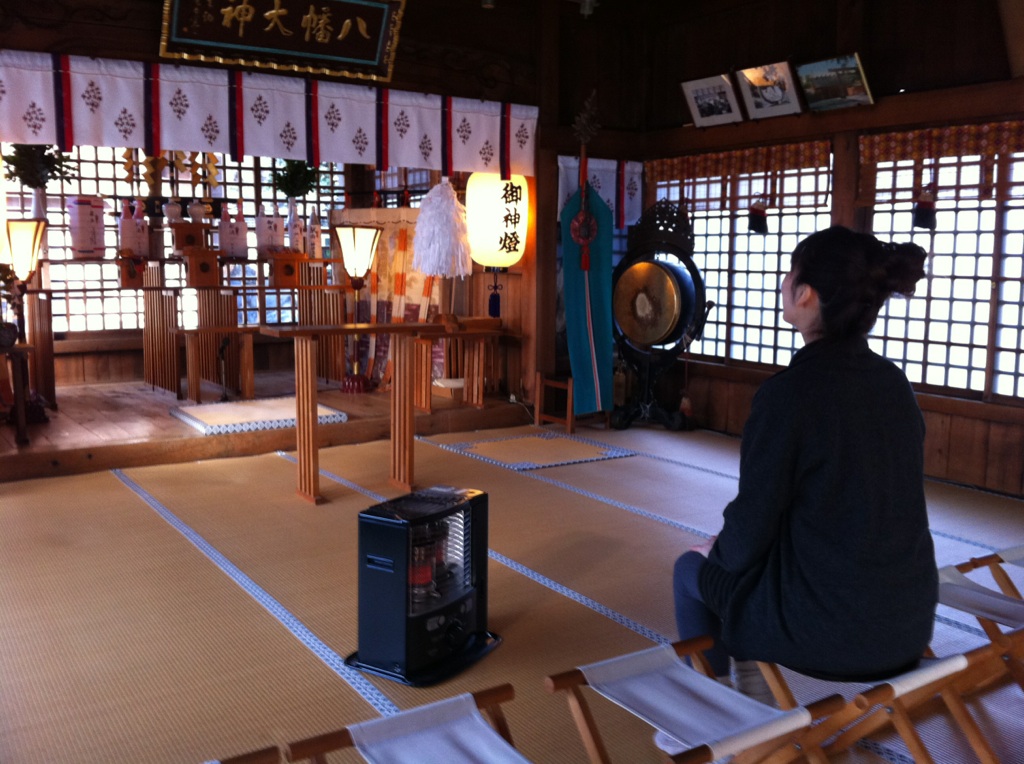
[938,566,1024,628]
[579,645,811,759]
[347,692,532,764]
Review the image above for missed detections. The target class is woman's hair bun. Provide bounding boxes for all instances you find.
[880,241,928,297]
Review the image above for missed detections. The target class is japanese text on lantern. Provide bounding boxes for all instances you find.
[498,181,523,255]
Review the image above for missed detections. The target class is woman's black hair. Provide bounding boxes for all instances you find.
[791,225,927,340]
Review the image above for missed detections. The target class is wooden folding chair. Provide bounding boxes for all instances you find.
[810,631,1024,763]
[283,682,530,763]
[544,636,846,764]
[937,544,1024,693]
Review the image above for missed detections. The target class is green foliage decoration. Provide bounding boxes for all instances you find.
[271,159,321,198]
[2,143,76,189]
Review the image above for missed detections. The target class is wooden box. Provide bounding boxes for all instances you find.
[267,248,307,289]
[182,246,221,288]
[170,222,210,255]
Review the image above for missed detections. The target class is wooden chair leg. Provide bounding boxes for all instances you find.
[758,662,799,710]
[535,372,575,433]
[939,686,1002,764]
[567,685,613,764]
[887,701,936,764]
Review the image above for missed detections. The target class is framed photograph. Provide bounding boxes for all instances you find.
[796,53,874,112]
[680,75,744,128]
[735,61,803,119]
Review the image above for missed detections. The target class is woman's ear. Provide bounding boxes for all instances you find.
[795,282,820,310]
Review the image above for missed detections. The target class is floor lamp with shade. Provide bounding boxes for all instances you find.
[3,218,47,344]
[465,172,529,318]
[334,224,382,393]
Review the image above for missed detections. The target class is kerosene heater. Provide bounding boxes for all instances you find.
[345,486,500,685]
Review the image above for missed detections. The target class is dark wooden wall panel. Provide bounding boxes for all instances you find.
[986,422,1024,496]
[683,363,1024,498]
[922,410,952,479]
[946,417,991,487]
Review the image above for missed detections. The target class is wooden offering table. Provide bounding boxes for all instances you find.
[174,325,257,404]
[261,317,502,503]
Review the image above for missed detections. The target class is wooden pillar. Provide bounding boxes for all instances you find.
[831,132,860,229]
[390,333,415,490]
[526,0,561,405]
[462,337,486,409]
[239,332,255,400]
[25,290,56,408]
[294,334,323,503]
[413,337,433,414]
[184,333,203,403]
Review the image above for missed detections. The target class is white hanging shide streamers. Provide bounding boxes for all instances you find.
[412,179,472,278]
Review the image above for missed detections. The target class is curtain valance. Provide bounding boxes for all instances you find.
[645,141,831,212]
[0,49,538,176]
[859,121,1024,204]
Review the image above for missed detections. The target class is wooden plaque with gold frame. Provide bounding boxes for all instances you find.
[160,0,405,82]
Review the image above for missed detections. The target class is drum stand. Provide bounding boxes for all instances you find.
[611,349,689,431]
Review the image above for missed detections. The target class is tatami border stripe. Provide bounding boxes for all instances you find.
[276,451,389,503]
[112,468,400,717]
[279,443,989,764]
[418,436,714,540]
[488,551,670,644]
[434,431,637,471]
[295,453,671,645]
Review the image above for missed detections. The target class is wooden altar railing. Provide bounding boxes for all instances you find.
[260,316,505,503]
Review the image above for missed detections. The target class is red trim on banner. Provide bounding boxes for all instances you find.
[442,95,452,176]
[309,80,320,166]
[378,87,389,172]
[150,65,162,157]
[234,70,246,158]
[500,102,511,180]
[60,55,74,147]
[616,161,626,229]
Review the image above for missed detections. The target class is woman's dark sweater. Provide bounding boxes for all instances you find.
[698,336,938,679]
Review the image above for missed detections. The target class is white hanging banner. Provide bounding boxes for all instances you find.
[67,56,146,149]
[450,97,502,174]
[508,103,538,177]
[558,155,644,229]
[0,50,59,145]
[238,72,308,160]
[0,49,536,176]
[315,81,377,166]
[387,90,442,171]
[156,64,232,155]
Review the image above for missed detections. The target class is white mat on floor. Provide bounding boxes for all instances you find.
[170,397,348,435]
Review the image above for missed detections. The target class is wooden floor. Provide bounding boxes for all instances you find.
[0,373,533,483]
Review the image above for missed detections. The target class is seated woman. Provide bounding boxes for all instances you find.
[673,225,938,695]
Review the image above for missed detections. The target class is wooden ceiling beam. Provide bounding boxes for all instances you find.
[575,77,1024,162]
[997,0,1024,76]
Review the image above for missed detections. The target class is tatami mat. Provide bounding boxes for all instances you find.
[119,450,669,764]
[0,471,377,764]
[2,423,1023,763]
[433,432,635,470]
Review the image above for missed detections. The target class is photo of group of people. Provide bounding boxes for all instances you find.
[681,54,873,128]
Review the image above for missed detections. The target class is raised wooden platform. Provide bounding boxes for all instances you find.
[0,372,532,483]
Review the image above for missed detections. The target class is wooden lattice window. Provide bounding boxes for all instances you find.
[2,143,346,335]
[870,151,1024,401]
[655,152,833,367]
